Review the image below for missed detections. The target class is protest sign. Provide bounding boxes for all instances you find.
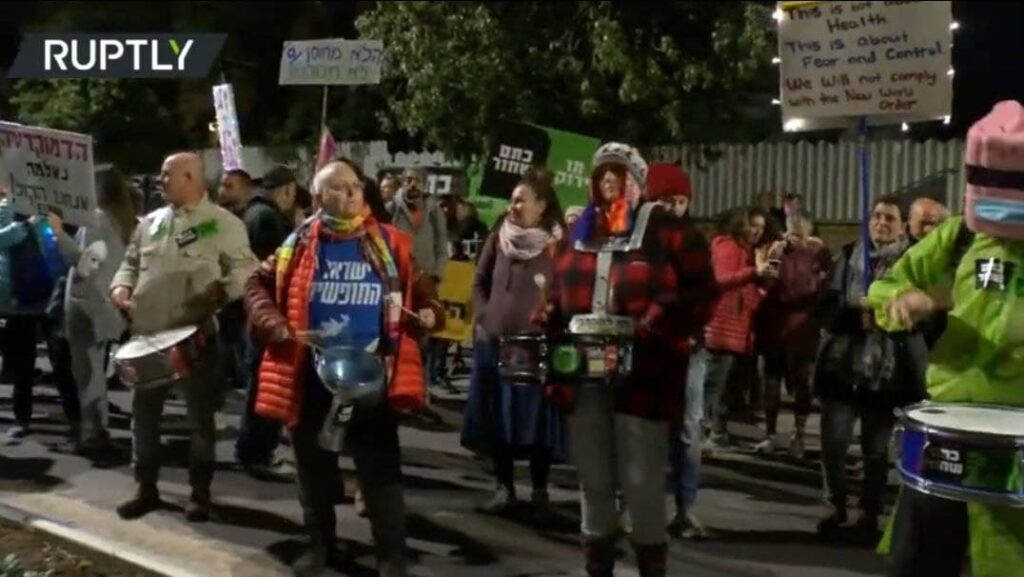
[480,122,551,201]
[279,39,383,86]
[376,166,467,197]
[475,122,599,227]
[435,260,475,343]
[0,122,95,226]
[212,83,244,171]
[778,1,952,131]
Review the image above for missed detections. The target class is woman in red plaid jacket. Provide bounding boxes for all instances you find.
[535,143,681,577]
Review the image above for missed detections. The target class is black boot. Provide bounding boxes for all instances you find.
[582,537,617,577]
[634,542,668,577]
[185,487,211,523]
[292,536,341,577]
[186,463,214,523]
[117,483,161,520]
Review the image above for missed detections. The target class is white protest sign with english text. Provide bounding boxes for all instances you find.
[0,122,96,226]
[279,39,383,86]
[778,1,952,131]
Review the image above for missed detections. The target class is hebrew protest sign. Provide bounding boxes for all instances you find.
[279,39,383,86]
[0,122,96,226]
[212,83,244,171]
[435,260,475,343]
[778,1,952,131]
[475,122,599,227]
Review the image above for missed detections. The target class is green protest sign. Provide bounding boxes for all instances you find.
[469,122,600,228]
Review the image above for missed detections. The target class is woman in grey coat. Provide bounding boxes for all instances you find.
[52,168,138,454]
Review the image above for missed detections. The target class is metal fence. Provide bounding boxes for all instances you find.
[646,139,966,222]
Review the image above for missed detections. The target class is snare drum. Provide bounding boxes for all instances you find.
[113,325,204,391]
[896,403,1024,507]
[498,332,548,384]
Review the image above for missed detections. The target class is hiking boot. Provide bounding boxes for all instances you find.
[753,434,779,454]
[582,537,616,577]
[530,489,550,510]
[476,486,517,514]
[634,542,668,577]
[117,484,161,520]
[185,488,211,523]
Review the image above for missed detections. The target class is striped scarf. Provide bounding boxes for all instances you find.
[277,211,402,354]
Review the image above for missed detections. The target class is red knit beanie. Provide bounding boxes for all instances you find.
[645,163,692,202]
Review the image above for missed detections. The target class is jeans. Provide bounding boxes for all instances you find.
[292,371,406,563]
[820,398,895,517]
[886,489,969,577]
[702,350,736,435]
[670,349,706,514]
[234,334,282,466]
[131,324,218,489]
[423,338,448,385]
[569,384,669,546]
[216,300,247,408]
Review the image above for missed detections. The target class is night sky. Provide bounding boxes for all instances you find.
[0,1,1022,139]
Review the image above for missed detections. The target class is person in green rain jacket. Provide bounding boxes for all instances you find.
[869,216,1024,577]
[868,100,1024,577]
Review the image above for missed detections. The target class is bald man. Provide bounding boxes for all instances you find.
[110,152,257,523]
[908,198,950,243]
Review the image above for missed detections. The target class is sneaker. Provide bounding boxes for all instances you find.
[816,511,849,536]
[244,459,296,483]
[788,434,806,460]
[854,513,880,536]
[354,487,368,518]
[753,435,778,454]
[476,487,517,514]
[669,512,708,540]
[4,425,29,446]
[703,432,729,455]
[618,508,633,535]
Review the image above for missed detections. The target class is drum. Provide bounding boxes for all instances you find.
[549,313,634,383]
[896,403,1024,507]
[113,325,203,391]
[498,332,548,384]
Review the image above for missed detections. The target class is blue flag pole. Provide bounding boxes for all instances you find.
[858,116,871,293]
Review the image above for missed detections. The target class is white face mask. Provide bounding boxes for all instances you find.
[77,240,108,279]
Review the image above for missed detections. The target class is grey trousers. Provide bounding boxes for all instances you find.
[70,339,109,444]
[131,327,218,489]
[568,384,669,546]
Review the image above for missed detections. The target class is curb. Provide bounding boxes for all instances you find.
[0,500,204,577]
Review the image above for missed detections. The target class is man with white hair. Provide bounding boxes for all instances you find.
[110,152,257,523]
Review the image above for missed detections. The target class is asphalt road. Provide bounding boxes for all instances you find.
[0,375,888,577]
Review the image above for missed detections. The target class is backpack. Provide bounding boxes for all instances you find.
[776,243,825,304]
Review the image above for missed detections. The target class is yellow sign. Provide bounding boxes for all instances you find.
[435,260,475,342]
